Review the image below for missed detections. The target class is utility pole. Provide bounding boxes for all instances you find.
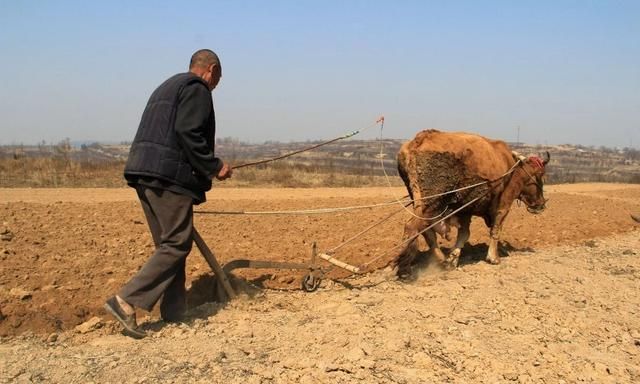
[516,125,520,147]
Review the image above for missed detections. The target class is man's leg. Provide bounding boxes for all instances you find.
[137,186,162,247]
[133,186,188,321]
[118,186,194,312]
[160,257,186,322]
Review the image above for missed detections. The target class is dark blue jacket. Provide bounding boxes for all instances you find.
[124,72,223,196]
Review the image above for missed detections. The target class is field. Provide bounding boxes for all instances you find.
[1,184,640,382]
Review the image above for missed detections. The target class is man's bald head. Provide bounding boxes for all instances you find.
[189,49,220,70]
[189,49,222,91]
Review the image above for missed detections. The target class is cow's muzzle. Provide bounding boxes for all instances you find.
[526,205,545,214]
[521,197,547,214]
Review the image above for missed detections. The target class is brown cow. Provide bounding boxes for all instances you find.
[393,129,549,277]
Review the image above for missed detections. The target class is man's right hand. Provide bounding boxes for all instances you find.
[215,163,233,181]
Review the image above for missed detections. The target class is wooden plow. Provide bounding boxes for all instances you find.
[193,228,363,302]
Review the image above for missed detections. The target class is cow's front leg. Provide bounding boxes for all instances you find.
[486,233,501,264]
[448,215,471,268]
[487,209,510,264]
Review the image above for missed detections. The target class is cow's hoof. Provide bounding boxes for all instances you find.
[485,256,501,265]
[448,249,461,269]
[443,258,459,270]
[396,267,416,281]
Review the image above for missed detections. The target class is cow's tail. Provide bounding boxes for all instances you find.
[397,151,414,202]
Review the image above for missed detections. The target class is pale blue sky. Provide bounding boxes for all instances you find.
[0,1,638,147]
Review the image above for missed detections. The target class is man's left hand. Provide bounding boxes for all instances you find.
[215,163,233,180]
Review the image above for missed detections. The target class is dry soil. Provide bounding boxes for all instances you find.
[1,184,639,383]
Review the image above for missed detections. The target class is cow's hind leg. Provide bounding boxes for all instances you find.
[423,229,447,268]
[393,217,427,278]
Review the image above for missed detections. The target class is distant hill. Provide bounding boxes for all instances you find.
[1,138,639,185]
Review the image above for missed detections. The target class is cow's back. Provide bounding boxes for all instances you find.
[398,129,515,214]
[400,129,513,179]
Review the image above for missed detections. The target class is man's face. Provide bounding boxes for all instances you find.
[205,63,222,91]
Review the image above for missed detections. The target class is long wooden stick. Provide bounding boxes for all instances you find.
[232,133,359,169]
[231,117,384,170]
[318,253,361,274]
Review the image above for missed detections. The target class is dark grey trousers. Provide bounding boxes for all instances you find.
[119,185,194,312]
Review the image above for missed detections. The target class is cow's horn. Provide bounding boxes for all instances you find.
[542,151,550,165]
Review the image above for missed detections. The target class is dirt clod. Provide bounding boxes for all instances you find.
[9,288,32,301]
[0,231,13,241]
[74,317,102,334]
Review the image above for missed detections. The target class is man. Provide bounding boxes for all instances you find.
[104,49,232,338]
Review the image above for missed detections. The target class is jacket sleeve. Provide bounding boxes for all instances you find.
[174,82,223,179]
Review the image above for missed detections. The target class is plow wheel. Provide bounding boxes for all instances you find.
[301,273,321,292]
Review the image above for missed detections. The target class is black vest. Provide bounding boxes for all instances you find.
[124,73,215,192]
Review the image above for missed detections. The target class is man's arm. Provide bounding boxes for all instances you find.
[174,82,224,179]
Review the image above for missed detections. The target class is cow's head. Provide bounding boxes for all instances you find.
[518,151,550,214]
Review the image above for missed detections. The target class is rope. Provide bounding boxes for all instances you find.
[360,195,483,269]
[231,116,384,170]
[377,119,425,219]
[194,197,410,216]
[325,203,411,254]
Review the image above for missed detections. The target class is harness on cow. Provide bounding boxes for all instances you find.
[511,152,549,213]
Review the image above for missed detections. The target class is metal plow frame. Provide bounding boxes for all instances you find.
[193,228,361,302]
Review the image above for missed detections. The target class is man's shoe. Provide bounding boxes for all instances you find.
[104,296,146,339]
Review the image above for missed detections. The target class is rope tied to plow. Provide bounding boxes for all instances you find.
[194,197,410,215]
